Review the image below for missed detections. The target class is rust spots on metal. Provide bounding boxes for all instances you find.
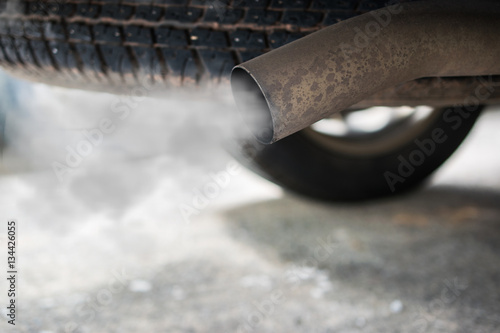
[232,0,500,143]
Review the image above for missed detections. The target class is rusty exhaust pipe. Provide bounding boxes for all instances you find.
[231,1,500,144]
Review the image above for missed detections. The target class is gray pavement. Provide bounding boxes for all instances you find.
[0,73,499,332]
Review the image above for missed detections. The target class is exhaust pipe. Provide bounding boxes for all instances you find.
[231,1,500,144]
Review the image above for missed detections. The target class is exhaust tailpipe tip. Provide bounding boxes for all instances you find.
[231,67,274,144]
[230,0,500,144]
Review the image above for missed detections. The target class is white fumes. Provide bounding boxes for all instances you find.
[0,70,282,300]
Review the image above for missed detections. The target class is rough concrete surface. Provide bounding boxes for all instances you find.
[0,72,499,332]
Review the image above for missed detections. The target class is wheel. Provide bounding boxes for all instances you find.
[234,105,483,201]
[0,0,404,91]
[0,0,483,201]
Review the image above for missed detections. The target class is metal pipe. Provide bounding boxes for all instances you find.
[231,1,500,144]
[351,76,500,108]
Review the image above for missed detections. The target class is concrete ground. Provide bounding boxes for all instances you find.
[0,72,499,332]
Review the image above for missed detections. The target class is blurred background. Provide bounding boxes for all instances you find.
[0,69,499,332]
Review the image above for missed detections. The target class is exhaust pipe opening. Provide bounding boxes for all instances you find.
[230,1,500,144]
[231,67,273,144]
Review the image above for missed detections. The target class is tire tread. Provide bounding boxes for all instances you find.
[0,0,373,88]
